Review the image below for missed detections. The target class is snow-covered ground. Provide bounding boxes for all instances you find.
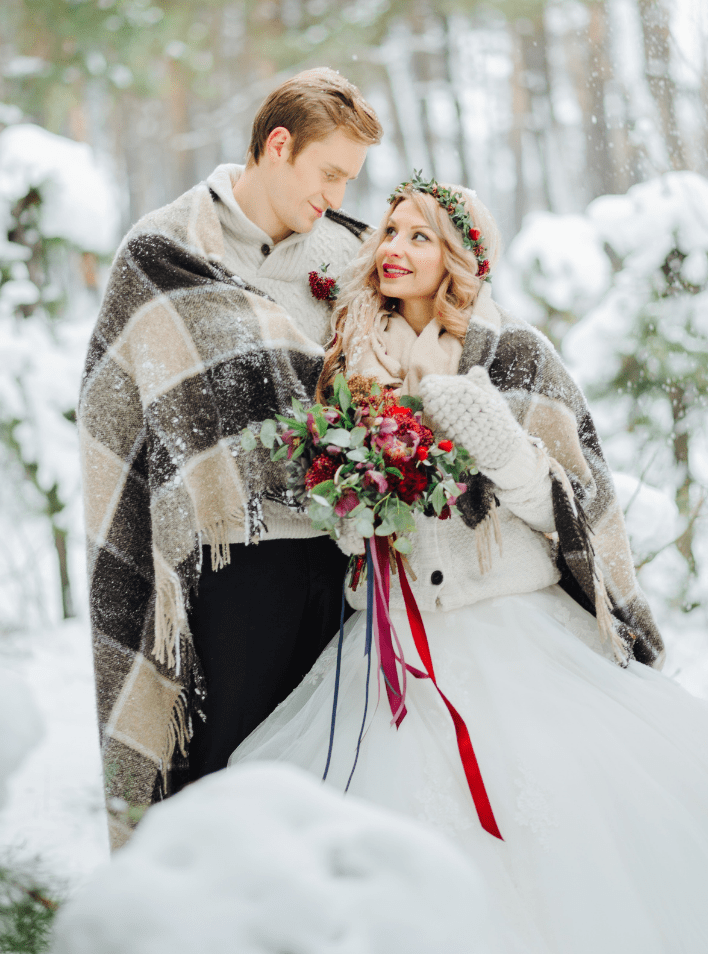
[51,763,497,954]
[0,616,109,897]
[0,557,707,905]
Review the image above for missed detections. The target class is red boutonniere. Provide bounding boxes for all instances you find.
[308,263,339,302]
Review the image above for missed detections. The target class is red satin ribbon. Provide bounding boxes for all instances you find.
[367,535,503,841]
[394,550,503,841]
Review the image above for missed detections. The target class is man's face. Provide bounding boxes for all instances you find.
[267,128,369,237]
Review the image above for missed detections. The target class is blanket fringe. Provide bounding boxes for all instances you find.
[593,565,629,665]
[549,457,629,667]
[203,519,233,571]
[153,555,189,674]
[159,689,190,786]
[475,499,503,575]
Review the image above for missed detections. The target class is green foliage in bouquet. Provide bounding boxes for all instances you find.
[241,374,477,555]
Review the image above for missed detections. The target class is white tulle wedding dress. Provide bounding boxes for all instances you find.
[229,583,708,953]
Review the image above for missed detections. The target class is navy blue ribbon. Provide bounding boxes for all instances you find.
[322,543,374,791]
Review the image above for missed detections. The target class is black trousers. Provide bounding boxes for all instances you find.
[187,536,352,782]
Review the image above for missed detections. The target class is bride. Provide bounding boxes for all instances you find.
[230,174,708,952]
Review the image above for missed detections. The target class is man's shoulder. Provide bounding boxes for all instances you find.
[114,181,218,267]
[309,209,373,272]
[323,207,372,241]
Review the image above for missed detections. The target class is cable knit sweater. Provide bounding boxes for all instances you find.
[206,164,366,542]
[346,310,559,613]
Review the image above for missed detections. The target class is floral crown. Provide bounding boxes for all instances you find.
[388,170,491,281]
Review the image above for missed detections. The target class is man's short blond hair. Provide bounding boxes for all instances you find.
[247,68,382,165]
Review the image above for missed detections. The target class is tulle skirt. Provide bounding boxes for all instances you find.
[230,584,708,953]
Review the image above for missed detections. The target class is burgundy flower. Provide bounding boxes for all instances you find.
[363,470,389,493]
[469,228,481,241]
[334,488,359,516]
[387,459,429,504]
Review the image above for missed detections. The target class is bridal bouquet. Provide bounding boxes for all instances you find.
[241,373,501,840]
[240,373,476,557]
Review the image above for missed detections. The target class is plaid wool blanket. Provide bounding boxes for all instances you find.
[454,285,664,669]
[79,181,367,849]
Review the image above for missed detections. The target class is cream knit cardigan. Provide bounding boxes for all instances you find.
[346,307,560,613]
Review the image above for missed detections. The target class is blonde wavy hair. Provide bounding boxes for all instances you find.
[317,184,502,402]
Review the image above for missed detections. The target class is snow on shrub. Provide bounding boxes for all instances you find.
[0,123,120,626]
[0,124,119,255]
[52,763,493,954]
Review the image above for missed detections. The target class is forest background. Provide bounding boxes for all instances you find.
[1,0,708,934]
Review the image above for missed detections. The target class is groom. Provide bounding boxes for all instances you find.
[79,68,381,848]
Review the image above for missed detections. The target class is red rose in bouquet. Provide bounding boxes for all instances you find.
[241,373,476,559]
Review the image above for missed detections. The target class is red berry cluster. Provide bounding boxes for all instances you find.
[308,269,338,301]
[305,454,338,489]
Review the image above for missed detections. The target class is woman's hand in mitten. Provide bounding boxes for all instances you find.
[419,367,525,472]
[336,518,366,557]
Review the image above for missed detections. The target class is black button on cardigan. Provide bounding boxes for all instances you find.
[431,570,443,585]
[261,243,271,256]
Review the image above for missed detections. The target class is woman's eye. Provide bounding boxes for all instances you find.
[384,226,396,237]
[413,231,429,241]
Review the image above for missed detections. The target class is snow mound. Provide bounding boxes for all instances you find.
[0,124,119,254]
[51,762,492,954]
[0,668,43,811]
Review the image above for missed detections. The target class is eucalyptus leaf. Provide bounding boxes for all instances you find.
[240,428,257,452]
[431,482,447,515]
[375,518,397,536]
[346,447,369,462]
[392,536,412,554]
[291,442,307,460]
[350,426,367,447]
[309,501,334,522]
[326,428,351,447]
[355,518,375,538]
[311,494,333,508]
[259,419,277,449]
[392,508,416,532]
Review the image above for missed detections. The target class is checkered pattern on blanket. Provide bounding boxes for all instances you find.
[456,296,665,669]
[79,181,367,849]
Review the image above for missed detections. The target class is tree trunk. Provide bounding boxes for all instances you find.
[510,25,530,231]
[636,0,687,170]
[52,524,75,620]
[585,1,616,196]
[441,14,472,188]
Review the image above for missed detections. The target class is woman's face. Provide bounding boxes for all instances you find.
[375,199,447,308]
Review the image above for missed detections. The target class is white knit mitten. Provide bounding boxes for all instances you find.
[336,518,366,556]
[419,367,524,471]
